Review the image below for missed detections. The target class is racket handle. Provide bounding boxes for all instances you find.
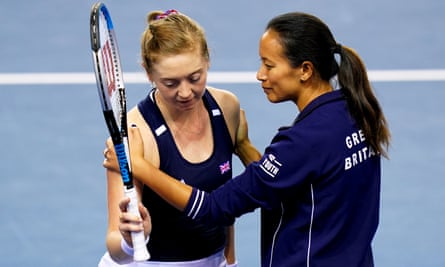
[125,187,151,261]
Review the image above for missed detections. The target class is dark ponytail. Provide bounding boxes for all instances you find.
[337,46,390,158]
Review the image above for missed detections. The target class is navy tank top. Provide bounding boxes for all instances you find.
[137,89,234,261]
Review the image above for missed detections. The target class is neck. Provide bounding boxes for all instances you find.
[297,80,333,111]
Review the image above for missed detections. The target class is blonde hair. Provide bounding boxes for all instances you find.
[141,10,209,73]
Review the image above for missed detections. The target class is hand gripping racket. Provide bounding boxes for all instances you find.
[90,2,150,261]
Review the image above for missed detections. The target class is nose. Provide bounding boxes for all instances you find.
[256,66,266,82]
[177,82,193,99]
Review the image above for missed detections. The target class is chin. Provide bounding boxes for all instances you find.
[266,95,279,103]
[178,101,197,110]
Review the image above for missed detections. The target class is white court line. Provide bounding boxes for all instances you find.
[0,69,445,85]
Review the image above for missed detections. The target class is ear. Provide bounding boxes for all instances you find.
[299,61,314,82]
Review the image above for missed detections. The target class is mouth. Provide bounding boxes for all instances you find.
[262,86,272,93]
[177,99,195,109]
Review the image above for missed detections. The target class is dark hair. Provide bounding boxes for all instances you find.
[267,12,390,157]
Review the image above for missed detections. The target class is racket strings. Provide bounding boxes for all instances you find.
[118,88,128,134]
[107,32,122,88]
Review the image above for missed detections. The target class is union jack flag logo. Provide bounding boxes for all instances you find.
[219,160,231,174]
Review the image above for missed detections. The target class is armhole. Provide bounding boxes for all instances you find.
[207,88,239,146]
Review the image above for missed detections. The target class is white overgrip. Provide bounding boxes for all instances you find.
[124,187,150,261]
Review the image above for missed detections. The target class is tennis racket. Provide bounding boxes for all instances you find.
[90,2,150,261]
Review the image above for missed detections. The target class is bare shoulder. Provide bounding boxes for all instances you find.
[127,106,160,167]
[127,106,144,125]
[207,86,240,112]
[207,86,240,144]
[127,106,152,143]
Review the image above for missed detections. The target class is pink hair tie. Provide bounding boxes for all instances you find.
[156,9,179,20]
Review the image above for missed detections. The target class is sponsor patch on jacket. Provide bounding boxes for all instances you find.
[260,154,281,178]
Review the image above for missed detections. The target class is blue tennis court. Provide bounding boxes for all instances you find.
[1,0,444,266]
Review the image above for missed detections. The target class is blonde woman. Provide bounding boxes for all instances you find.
[98,9,256,267]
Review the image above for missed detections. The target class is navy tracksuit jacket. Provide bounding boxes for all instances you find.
[185,89,380,267]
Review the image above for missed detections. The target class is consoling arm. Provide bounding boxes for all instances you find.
[104,113,261,213]
[126,125,193,211]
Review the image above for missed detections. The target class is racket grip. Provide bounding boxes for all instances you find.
[125,187,151,261]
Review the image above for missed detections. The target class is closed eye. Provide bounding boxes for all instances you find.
[162,79,179,88]
[189,73,202,83]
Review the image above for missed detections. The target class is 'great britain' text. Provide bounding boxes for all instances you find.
[344,130,376,170]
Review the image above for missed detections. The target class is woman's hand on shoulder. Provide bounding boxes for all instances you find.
[103,137,120,172]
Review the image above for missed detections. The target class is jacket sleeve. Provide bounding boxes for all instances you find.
[183,128,316,225]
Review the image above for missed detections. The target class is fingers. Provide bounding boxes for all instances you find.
[118,213,143,232]
[104,138,114,157]
[106,137,114,147]
[118,215,143,247]
[118,197,144,243]
[139,203,152,238]
[118,197,143,225]
[138,202,150,221]
[118,197,131,212]
[102,137,120,171]
[102,148,108,165]
[128,124,144,155]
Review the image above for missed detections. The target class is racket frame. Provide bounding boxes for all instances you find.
[90,2,150,261]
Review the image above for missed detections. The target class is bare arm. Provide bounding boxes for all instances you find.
[104,169,150,263]
[124,111,261,212]
[104,127,193,211]
[208,89,250,265]
[207,88,261,166]
[126,127,237,264]
[103,139,151,264]
[235,109,262,166]
[224,225,236,264]
[132,155,192,211]
[104,169,132,263]
[103,106,251,265]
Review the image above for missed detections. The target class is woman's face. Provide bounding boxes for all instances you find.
[256,29,302,104]
[149,49,209,111]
